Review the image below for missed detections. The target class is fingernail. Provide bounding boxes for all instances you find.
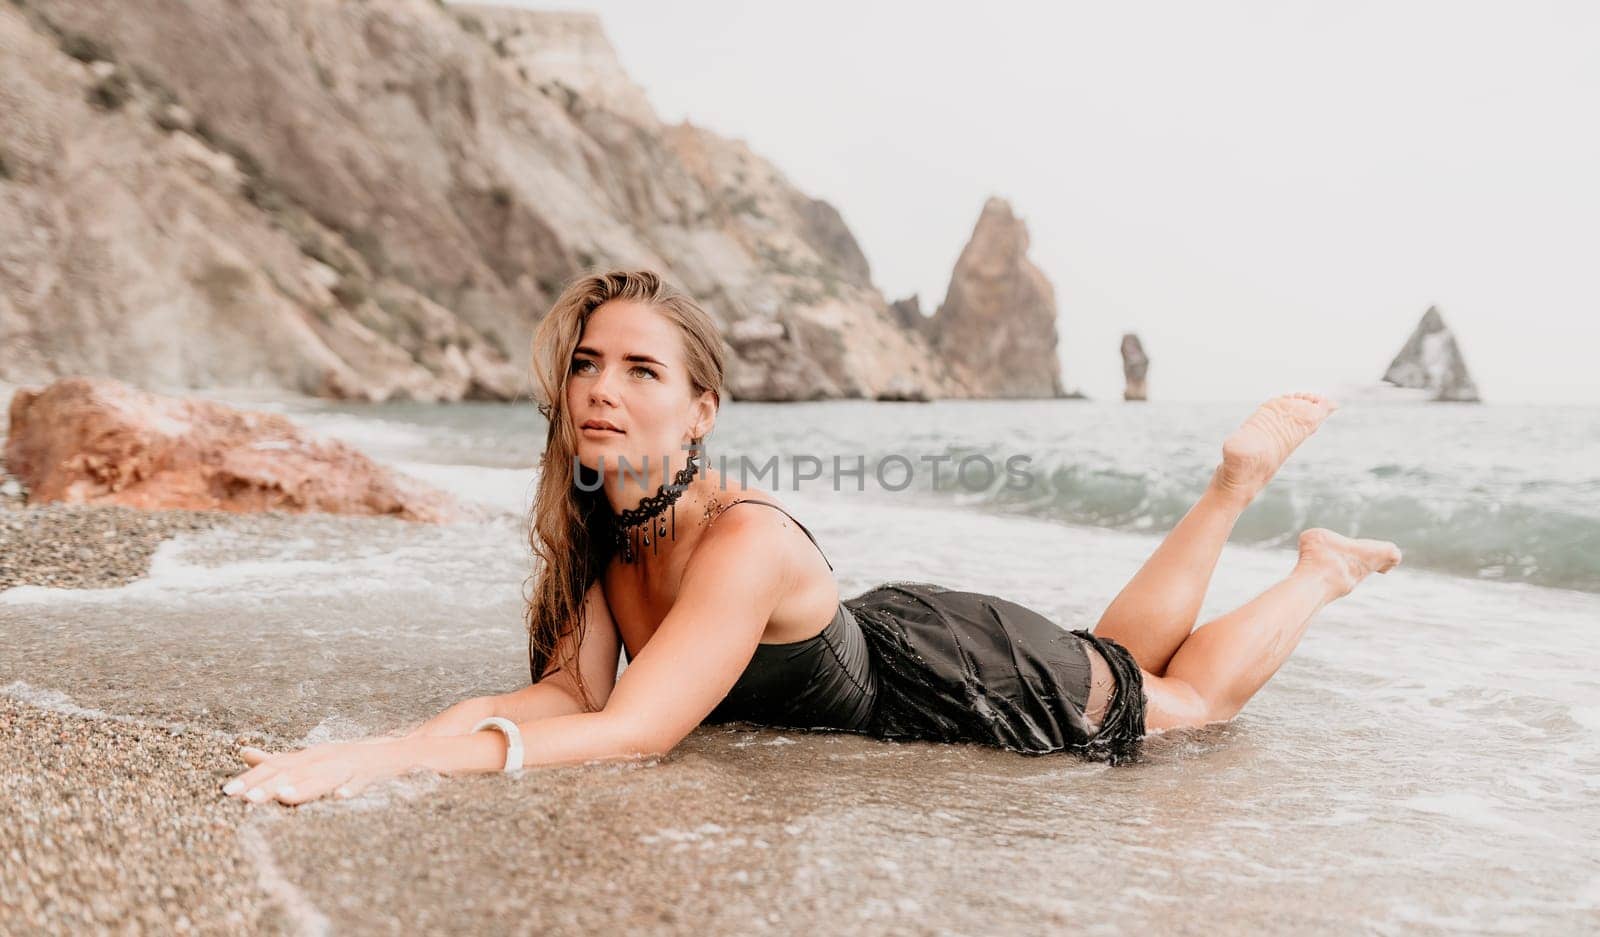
[222,780,243,796]
[279,786,296,798]
[246,787,266,802]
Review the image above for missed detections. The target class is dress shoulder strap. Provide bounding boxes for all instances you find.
[713,499,834,571]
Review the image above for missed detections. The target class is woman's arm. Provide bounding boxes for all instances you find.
[488,681,587,722]
[403,511,788,776]
[400,580,622,737]
[409,672,607,737]
[398,695,498,739]
[225,517,786,802]
[394,674,592,740]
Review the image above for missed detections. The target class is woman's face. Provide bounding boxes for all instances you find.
[565,300,712,487]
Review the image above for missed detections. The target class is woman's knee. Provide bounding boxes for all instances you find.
[1141,673,1238,731]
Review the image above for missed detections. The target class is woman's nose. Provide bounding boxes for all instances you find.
[588,366,621,405]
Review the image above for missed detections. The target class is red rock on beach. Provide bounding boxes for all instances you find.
[4,377,457,522]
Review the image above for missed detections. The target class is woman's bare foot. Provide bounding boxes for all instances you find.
[1294,528,1403,600]
[1212,392,1340,506]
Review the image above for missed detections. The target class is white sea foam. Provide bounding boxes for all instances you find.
[239,819,333,937]
[1570,706,1600,733]
[1,679,234,741]
[386,460,537,515]
[289,413,433,453]
[4,679,117,720]
[295,714,378,746]
[2,524,523,612]
[0,543,342,606]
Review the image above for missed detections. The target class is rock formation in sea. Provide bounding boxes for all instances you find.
[0,0,979,403]
[1382,306,1481,402]
[888,295,929,336]
[1121,333,1149,401]
[5,377,458,520]
[921,198,1066,398]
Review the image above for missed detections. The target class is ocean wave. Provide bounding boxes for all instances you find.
[955,455,1600,594]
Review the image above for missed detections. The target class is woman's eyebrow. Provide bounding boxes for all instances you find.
[573,345,668,367]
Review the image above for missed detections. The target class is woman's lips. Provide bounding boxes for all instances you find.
[581,425,624,436]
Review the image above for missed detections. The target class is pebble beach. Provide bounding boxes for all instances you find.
[0,697,287,935]
[1,453,286,934]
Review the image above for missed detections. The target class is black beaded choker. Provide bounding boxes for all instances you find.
[613,457,699,563]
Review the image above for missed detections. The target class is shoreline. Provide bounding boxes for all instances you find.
[0,497,255,592]
[0,460,513,594]
[0,419,259,592]
[0,460,314,934]
[0,457,523,935]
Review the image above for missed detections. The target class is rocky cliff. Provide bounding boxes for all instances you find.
[923,198,1065,398]
[1382,306,1481,403]
[0,0,985,402]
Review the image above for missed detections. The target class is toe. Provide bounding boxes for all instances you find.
[1288,391,1337,415]
[276,784,310,806]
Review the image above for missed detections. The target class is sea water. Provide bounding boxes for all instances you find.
[3,396,1597,934]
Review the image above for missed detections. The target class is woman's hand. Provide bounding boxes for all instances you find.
[220,738,415,806]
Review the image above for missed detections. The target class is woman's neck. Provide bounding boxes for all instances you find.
[606,467,710,567]
[601,455,692,515]
[604,472,752,571]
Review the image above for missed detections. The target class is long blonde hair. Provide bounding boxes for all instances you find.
[524,270,727,710]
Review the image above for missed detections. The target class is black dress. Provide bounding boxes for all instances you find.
[628,499,1149,764]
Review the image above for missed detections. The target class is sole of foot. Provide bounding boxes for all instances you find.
[1214,392,1340,505]
[1296,527,1403,599]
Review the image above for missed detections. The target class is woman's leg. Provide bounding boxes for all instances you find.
[1139,528,1402,731]
[1093,393,1339,675]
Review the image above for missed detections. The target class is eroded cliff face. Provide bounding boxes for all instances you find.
[923,198,1064,399]
[1382,306,1481,403]
[0,0,969,402]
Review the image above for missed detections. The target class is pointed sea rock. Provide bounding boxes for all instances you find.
[1382,306,1481,402]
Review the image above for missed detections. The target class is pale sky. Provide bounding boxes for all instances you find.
[504,1,1600,403]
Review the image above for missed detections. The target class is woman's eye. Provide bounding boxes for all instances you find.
[570,359,654,379]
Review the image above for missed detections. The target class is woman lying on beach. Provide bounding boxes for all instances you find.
[223,269,1402,806]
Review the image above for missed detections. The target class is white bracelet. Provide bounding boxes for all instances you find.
[470,716,524,774]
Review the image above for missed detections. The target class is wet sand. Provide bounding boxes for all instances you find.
[0,485,1273,936]
[0,685,1174,937]
[6,677,1523,937]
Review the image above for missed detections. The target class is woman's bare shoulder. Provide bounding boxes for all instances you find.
[688,488,826,588]
[694,476,796,526]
